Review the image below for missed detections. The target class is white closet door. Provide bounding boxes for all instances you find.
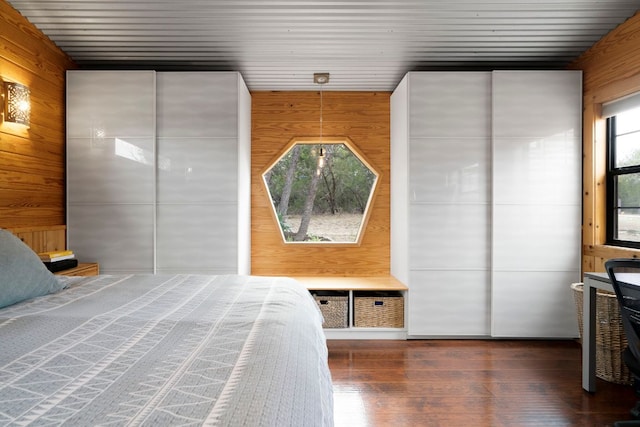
[390,75,410,285]
[491,70,582,337]
[236,76,252,275]
[155,72,240,274]
[405,72,492,336]
[66,71,156,274]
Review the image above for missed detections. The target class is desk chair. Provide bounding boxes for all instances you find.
[605,259,640,420]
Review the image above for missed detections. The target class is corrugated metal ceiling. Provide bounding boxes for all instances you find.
[6,0,640,91]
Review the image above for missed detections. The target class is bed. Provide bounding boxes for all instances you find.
[0,230,334,426]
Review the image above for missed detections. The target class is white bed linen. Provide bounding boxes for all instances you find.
[0,274,333,426]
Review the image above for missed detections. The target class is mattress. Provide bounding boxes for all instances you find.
[0,274,333,426]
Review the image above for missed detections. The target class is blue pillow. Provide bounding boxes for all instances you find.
[0,229,65,308]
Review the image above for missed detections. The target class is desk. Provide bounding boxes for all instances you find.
[582,272,614,392]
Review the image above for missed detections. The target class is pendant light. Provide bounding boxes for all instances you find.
[314,73,329,174]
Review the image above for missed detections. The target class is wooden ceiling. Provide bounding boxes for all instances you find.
[6,0,639,91]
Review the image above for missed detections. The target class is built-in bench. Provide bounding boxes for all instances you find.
[292,276,408,339]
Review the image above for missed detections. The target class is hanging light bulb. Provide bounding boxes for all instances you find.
[318,146,325,169]
[314,73,329,174]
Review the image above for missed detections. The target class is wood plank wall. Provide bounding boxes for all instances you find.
[0,0,76,229]
[569,11,640,273]
[251,91,391,276]
[6,225,66,253]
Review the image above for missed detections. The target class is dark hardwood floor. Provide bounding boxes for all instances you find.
[327,339,637,427]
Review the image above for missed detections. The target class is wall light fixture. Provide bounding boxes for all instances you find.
[5,81,30,126]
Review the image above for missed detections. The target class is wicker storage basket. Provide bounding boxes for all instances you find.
[312,291,349,328]
[571,282,632,385]
[354,291,404,328]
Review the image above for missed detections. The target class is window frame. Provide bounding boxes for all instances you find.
[260,136,381,246]
[606,114,640,249]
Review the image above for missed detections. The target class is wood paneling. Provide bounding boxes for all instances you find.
[6,224,66,253]
[251,91,391,276]
[0,0,76,229]
[569,11,640,273]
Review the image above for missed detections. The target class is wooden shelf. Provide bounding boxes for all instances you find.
[54,262,100,277]
[292,275,408,340]
[292,275,408,292]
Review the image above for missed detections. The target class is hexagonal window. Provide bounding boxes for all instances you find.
[262,137,380,244]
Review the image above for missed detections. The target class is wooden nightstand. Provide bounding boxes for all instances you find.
[54,263,100,276]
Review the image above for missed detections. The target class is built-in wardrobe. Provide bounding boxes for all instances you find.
[391,71,582,338]
[66,71,251,275]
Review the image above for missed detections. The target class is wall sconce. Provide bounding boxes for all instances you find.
[4,82,30,126]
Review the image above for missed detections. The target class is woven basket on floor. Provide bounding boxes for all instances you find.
[571,282,632,385]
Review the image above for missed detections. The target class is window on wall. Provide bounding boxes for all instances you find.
[607,107,640,248]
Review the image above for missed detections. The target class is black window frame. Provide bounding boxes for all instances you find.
[606,114,640,249]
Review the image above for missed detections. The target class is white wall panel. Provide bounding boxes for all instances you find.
[156,72,238,138]
[409,204,490,270]
[409,137,490,203]
[491,271,580,338]
[493,204,581,272]
[409,72,491,138]
[492,71,582,139]
[156,137,238,204]
[67,204,154,274]
[493,136,581,205]
[67,137,155,204]
[67,71,156,139]
[155,204,237,273]
[408,270,491,336]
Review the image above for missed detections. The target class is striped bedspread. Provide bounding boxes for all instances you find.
[0,274,333,426]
